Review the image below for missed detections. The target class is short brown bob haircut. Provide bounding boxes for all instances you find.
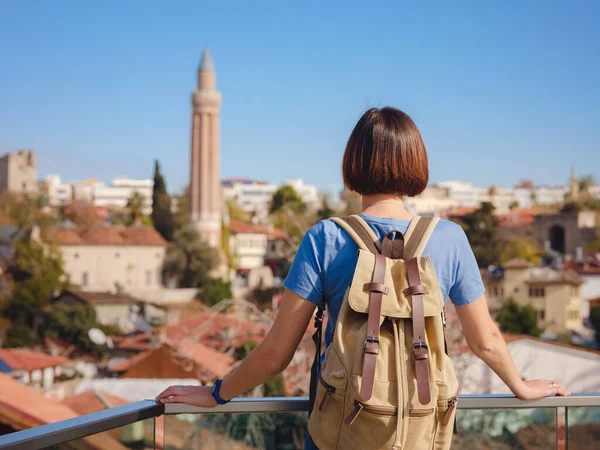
[342,107,428,197]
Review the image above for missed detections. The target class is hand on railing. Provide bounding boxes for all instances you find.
[514,379,570,400]
[156,384,218,407]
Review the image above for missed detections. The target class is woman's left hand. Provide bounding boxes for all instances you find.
[155,385,218,407]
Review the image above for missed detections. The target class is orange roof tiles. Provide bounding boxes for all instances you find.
[0,374,128,450]
[0,349,69,372]
[45,224,167,247]
[229,219,286,240]
[61,390,130,416]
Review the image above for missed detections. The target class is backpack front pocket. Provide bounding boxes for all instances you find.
[307,377,345,449]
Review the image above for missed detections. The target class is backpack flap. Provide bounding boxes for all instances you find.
[348,249,443,318]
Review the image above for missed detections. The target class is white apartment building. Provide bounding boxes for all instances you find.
[222,177,319,220]
[45,175,153,214]
[404,185,457,216]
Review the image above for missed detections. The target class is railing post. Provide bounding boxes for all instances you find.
[155,414,165,450]
[556,406,566,450]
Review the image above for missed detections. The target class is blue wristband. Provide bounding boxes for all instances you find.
[211,379,229,405]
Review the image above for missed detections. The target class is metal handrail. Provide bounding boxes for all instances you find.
[2,394,600,449]
[163,392,600,414]
[0,400,163,450]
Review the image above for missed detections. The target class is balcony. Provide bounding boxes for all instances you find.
[0,394,599,449]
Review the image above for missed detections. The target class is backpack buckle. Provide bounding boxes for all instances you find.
[413,342,428,360]
[364,336,380,353]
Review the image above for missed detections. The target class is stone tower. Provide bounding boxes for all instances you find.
[189,48,222,248]
[570,166,579,201]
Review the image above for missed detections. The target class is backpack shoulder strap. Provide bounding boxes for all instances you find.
[330,216,380,254]
[403,216,440,259]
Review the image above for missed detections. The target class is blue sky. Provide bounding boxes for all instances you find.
[1,1,599,194]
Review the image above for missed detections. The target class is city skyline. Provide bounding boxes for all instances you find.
[1,1,599,194]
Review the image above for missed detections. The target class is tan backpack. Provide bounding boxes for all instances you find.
[307,215,459,450]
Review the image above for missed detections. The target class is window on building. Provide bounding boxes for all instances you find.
[22,182,27,192]
[115,252,120,259]
[146,270,152,286]
[529,286,545,297]
[514,287,519,293]
[82,272,89,286]
[540,310,545,321]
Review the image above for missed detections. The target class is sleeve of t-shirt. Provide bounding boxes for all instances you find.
[283,222,325,305]
[448,227,485,306]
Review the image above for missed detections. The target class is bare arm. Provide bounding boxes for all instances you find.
[455,294,569,400]
[156,289,316,405]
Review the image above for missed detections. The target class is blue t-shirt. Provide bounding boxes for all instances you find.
[283,215,484,450]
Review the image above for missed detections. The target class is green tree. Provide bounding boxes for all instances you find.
[500,237,541,265]
[586,232,600,253]
[578,175,595,197]
[460,202,501,267]
[162,228,219,288]
[496,298,542,337]
[317,194,335,221]
[197,277,232,307]
[264,374,286,397]
[4,322,38,348]
[488,185,498,205]
[269,185,305,215]
[126,191,146,224]
[590,307,600,348]
[227,199,249,222]
[508,201,519,210]
[2,238,70,324]
[530,191,538,206]
[173,185,189,233]
[45,302,113,357]
[151,160,174,241]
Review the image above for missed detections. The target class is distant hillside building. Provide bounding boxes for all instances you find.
[0,150,38,194]
[44,175,153,214]
[222,177,319,221]
[45,224,167,292]
[483,258,584,333]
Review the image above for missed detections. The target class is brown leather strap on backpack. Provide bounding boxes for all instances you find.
[406,257,431,405]
[359,253,386,402]
[403,217,433,259]
[381,230,404,259]
[342,216,381,255]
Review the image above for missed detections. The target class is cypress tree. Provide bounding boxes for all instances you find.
[151,160,174,241]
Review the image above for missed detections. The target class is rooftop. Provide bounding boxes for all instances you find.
[45,223,167,247]
[0,349,69,372]
[61,390,129,416]
[228,219,286,240]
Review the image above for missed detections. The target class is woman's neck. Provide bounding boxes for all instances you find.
[361,194,413,220]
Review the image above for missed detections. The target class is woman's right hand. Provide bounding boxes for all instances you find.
[515,379,570,400]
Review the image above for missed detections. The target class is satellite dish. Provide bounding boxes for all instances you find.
[88,328,107,346]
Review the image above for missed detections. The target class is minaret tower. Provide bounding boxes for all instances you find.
[189,48,222,248]
[570,166,579,201]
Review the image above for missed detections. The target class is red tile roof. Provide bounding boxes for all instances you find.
[61,390,130,416]
[0,349,69,372]
[162,311,271,351]
[562,258,600,275]
[497,208,545,228]
[45,224,167,247]
[107,351,153,373]
[229,219,286,240]
[0,374,128,450]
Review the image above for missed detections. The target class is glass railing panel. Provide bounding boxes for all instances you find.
[454,408,557,450]
[566,406,600,450]
[165,412,308,450]
[36,418,156,450]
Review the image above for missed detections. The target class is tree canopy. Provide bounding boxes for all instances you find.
[500,237,541,265]
[162,228,219,288]
[496,298,542,337]
[151,160,174,241]
[459,202,501,268]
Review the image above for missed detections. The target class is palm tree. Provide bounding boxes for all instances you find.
[579,175,595,198]
[126,192,145,224]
